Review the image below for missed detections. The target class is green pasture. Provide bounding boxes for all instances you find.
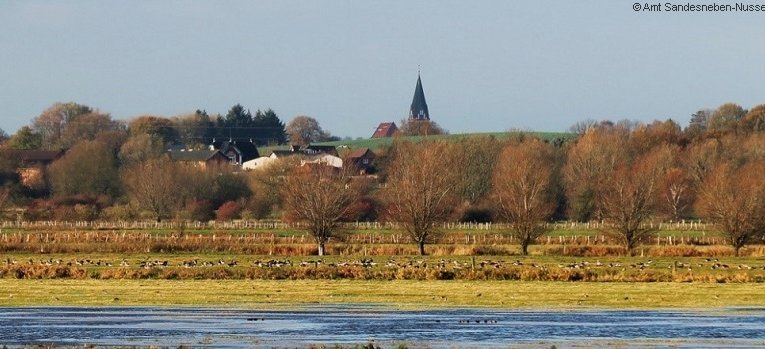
[258,131,572,155]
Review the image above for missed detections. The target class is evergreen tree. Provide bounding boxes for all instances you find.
[253,109,287,145]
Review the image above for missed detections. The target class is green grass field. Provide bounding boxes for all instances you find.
[258,130,573,155]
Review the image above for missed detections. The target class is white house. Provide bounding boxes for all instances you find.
[242,156,277,170]
[300,154,343,168]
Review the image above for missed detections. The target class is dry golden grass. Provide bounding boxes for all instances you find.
[2,279,764,309]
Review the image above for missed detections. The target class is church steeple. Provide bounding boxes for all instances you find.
[409,73,430,121]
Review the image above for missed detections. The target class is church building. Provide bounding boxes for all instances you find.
[371,73,431,138]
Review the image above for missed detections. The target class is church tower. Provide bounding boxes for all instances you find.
[408,73,430,121]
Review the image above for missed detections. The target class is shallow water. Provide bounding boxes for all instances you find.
[2,306,765,348]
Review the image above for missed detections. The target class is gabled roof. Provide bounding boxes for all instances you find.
[1,149,65,164]
[371,122,398,138]
[211,140,259,162]
[346,147,375,159]
[269,144,338,159]
[270,150,299,158]
[168,150,222,162]
[409,74,430,120]
[232,141,259,162]
[303,145,338,156]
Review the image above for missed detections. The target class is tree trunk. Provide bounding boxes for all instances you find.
[521,241,529,256]
[626,235,637,256]
[418,241,426,255]
[318,242,325,256]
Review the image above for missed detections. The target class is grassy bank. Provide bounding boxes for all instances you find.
[4,254,765,282]
[2,279,764,309]
[0,228,752,257]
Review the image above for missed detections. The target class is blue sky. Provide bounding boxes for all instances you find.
[2,1,764,137]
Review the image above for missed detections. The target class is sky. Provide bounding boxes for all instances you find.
[1,1,764,138]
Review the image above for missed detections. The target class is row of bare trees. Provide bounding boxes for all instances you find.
[3,101,765,256]
[281,123,765,256]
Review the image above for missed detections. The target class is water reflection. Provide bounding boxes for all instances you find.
[1,306,765,348]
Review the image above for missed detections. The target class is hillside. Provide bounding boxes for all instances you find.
[258,131,573,155]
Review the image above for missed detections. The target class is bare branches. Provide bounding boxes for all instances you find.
[282,166,358,256]
[383,142,461,255]
[0,187,10,216]
[697,161,765,256]
[598,146,671,255]
[121,159,184,222]
[492,139,557,255]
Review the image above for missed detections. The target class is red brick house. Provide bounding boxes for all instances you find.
[371,122,398,138]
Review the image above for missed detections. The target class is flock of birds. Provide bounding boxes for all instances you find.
[3,257,763,271]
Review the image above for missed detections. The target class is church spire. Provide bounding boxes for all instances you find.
[409,72,430,121]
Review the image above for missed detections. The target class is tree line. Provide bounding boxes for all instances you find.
[2,101,765,256]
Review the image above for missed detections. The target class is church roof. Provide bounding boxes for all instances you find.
[409,74,430,120]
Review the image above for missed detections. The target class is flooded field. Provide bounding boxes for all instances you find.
[2,306,765,348]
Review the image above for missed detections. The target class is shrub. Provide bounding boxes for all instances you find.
[23,199,55,220]
[73,204,100,221]
[343,196,380,222]
[544,245,626,257]
[459,206,495,223]
[102,204,139,221]
[216,201,243,221]
[185,199,214,221]
[471,245,512,256]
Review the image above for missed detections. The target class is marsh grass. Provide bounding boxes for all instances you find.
[0,229,748,257]
[2,279,765,309]
[3,253,765,283]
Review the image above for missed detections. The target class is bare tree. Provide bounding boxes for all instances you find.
[686,138,725,187]
[398,119,447,136]
[492,139,557,255]
[660,167,693,221]
[707,103,746,136]
[0,187,10,218]
[598,146,671,256]
[383,141,461,255]
[568,119,598,135]
[118,134,166,166]
[121,158,184,222]
[48,139,121,198]
[282,165,358,256]
[696,161,765,256]
[32,102,92,149]
[740,104,765,133]
[563,127,626,221]
[456,136,503,204]
[285,115,332,146]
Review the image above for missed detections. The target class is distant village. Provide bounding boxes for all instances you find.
[0,73,445,223]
